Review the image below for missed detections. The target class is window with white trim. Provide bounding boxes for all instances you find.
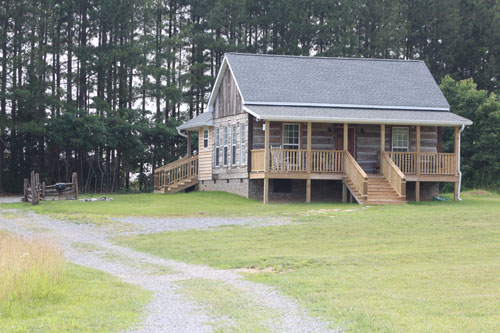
[392,127,409,152]
[283,124,300,149]
[215,128,220,166]
[231,125,237,165]
[203,129,209,149]
[223,127,228,166]
[240,124,246,165]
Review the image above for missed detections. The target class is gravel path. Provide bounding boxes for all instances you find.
[0,196,22,203]
[0,208,337,332]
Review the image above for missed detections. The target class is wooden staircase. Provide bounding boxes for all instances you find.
[343,150,407,205]
[343,174,407,205]
[154,155,199,194]
[364,174,407,205]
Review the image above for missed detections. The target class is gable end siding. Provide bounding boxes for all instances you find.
[214,68,242,119]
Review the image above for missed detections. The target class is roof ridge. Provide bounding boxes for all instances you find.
[226,52,422,63]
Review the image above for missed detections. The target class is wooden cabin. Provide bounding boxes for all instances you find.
[155,53,472,204]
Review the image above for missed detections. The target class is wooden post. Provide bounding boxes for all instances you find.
[306,122,312,203]
[264,121,270,204]
[416,125,421,176]
[454,126,460,201]
[306,178,311,203]
[31,171,36,205]
[380,124,385,173]
[342,183,347,203]
[263,178,269,204]
[416,181,420,202]
[72,172,78,200]
[306,122,312,173]
[343,123,348,152]
[23,179,28,202]
[187,131,192,157]
[264,121,270,172]
[42,182,45,200]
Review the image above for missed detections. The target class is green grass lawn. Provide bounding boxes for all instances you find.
[0,263,151,332]
[116,191,500,332]
[1,191,354,219]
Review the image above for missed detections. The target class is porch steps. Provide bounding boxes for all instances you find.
[364,174,407,205]
[165,177,198,194]
[344,174,407,205]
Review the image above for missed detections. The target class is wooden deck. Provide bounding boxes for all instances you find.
[250,148,459,204]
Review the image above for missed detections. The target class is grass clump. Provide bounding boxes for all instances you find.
[0,234,65,309]
[0,233,151,331]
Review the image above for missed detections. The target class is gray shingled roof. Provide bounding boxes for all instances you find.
[226,53,450,111]
[177,111,213,131]
[244,105,472,126]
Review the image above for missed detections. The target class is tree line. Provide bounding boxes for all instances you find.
[0,0,499,193]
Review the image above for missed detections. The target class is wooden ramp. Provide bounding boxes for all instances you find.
[154,155,199,194]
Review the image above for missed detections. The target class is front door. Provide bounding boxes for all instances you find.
[335,127,355,156]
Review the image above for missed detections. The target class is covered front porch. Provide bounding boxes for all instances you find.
[249,120,461,204]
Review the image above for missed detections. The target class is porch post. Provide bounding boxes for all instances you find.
[454,126,459,201]
[306,122,312,203]
[380,124,385,173]
[343,123,348,152]
[263,120,270,204]
[416,125,421,202]
[187,131,192,157]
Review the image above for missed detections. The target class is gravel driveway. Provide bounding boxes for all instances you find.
[0,206,337,332]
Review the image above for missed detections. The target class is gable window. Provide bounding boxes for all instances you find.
[231,125,237,165]
[392,127,409,152]
[223,127,228,166]
[240,124,246,165]
[203,129,209,149]
[283,124,300,149]
[215,128,220,166]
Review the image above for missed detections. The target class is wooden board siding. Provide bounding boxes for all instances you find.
[198,127,212,180]
[251,118,282,149]
[214,68,242,119]
[301,123,335,150]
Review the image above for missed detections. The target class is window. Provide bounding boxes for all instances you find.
[223,127,228,166]
[203,129,209,149]
[240,124,246,165]
[392,127,409,152]
[231,125,237,165]
[283,124,300,149]
[215,128,220,166]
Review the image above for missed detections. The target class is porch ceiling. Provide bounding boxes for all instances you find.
[243,105,472,126]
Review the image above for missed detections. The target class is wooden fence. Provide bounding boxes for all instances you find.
[24,172,78,205]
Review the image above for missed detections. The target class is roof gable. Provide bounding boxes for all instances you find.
[225,53,450,111]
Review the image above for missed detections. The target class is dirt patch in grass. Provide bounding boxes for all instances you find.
[235,266,294,274]
[468,190,491,196]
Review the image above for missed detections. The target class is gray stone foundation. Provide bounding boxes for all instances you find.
[199,178,250,198]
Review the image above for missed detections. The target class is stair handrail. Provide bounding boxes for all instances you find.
[344,151,368,200]
[154,155,199,189]
[382,152,406,197]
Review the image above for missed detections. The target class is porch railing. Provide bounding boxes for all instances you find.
[270,149,307,172]
[382,152,406,197]
[344,151,368,200]
[250,149,344,173]
[388,152,457,175]
[311,150,344,173]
